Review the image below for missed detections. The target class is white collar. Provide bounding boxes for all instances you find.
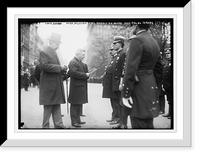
[75,56,81,62]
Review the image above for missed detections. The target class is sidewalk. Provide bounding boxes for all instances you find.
[20,83,171,129]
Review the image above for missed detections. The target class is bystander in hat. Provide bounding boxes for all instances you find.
[48,32,62,44]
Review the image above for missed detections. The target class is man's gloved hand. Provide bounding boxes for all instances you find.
[122,97,133,108]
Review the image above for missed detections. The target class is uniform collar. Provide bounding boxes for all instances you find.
[136,29,146,36]
[113,48,122,58]
[117,48,122,52]
[128,35,136,40]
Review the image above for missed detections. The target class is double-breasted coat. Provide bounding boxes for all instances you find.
[102,49,126,98]
[68,57,89,104]
[122,31,163,119]
[39,46,66,105]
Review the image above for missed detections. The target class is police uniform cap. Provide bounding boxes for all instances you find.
[112,36,126,44]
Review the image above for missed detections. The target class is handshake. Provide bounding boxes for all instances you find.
[86,68,97,77]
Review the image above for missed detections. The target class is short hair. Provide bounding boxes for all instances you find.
[75,48,85,56]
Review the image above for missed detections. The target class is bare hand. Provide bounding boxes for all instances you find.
[61,65,68,71]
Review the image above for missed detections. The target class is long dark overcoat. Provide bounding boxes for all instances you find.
[102,49,126,99]
[122,31,163,119]
[68,57,89,104]
[39,46,66,105]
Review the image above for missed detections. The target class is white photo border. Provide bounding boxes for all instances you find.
[4,4,191,146]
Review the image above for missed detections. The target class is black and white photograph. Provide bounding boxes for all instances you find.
[3,4,193,148]
[19,18,173,130]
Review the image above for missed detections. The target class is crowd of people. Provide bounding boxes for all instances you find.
[21,70,39,91]
[28,22,172,129]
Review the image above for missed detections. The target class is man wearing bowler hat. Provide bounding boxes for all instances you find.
[108,36,126,128]
[39,32,68,129]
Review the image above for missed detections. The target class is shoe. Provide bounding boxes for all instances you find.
[80,114,86,117]
[57,126,70,129]
[106,119,114,122]
[112,124,121,129]
[78,121,86,124]
[112,124,127,129]
[20,122,24,128]
[109,120,120,125]
[120,124,128,129]
[162,114,170,117]
[72,123,81,128]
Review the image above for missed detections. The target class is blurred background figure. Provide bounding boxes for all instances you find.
[162,57,172,120]
[22,69,30,91]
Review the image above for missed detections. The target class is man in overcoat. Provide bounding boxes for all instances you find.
[39,33,67,129]
[122,23,163,129]
[68,48,90,128]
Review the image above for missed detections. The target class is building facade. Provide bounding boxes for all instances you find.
[21,23,42,75]
[21,24,30,72]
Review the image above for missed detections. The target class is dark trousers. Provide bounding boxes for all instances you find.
[159,95,165,113]
[70,104,82,125]
[121,106,131,126]
[110,98,120,120]
[165,88,173,120]
[42,104,64,128]
[79,104,83,115]
[110,91,121,121]
[24,84,29,91]
[130,117,154,129]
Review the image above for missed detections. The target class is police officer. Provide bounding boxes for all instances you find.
[102,45,118,123]
[109,36,126,128]
[102,36,126,128]
[122,23,163,129]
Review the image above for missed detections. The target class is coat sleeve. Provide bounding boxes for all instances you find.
[85,64,89,79]
[122,38,143,98]
[40,51,62,73]
[68,61,88,80]
[35,64,41,82]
